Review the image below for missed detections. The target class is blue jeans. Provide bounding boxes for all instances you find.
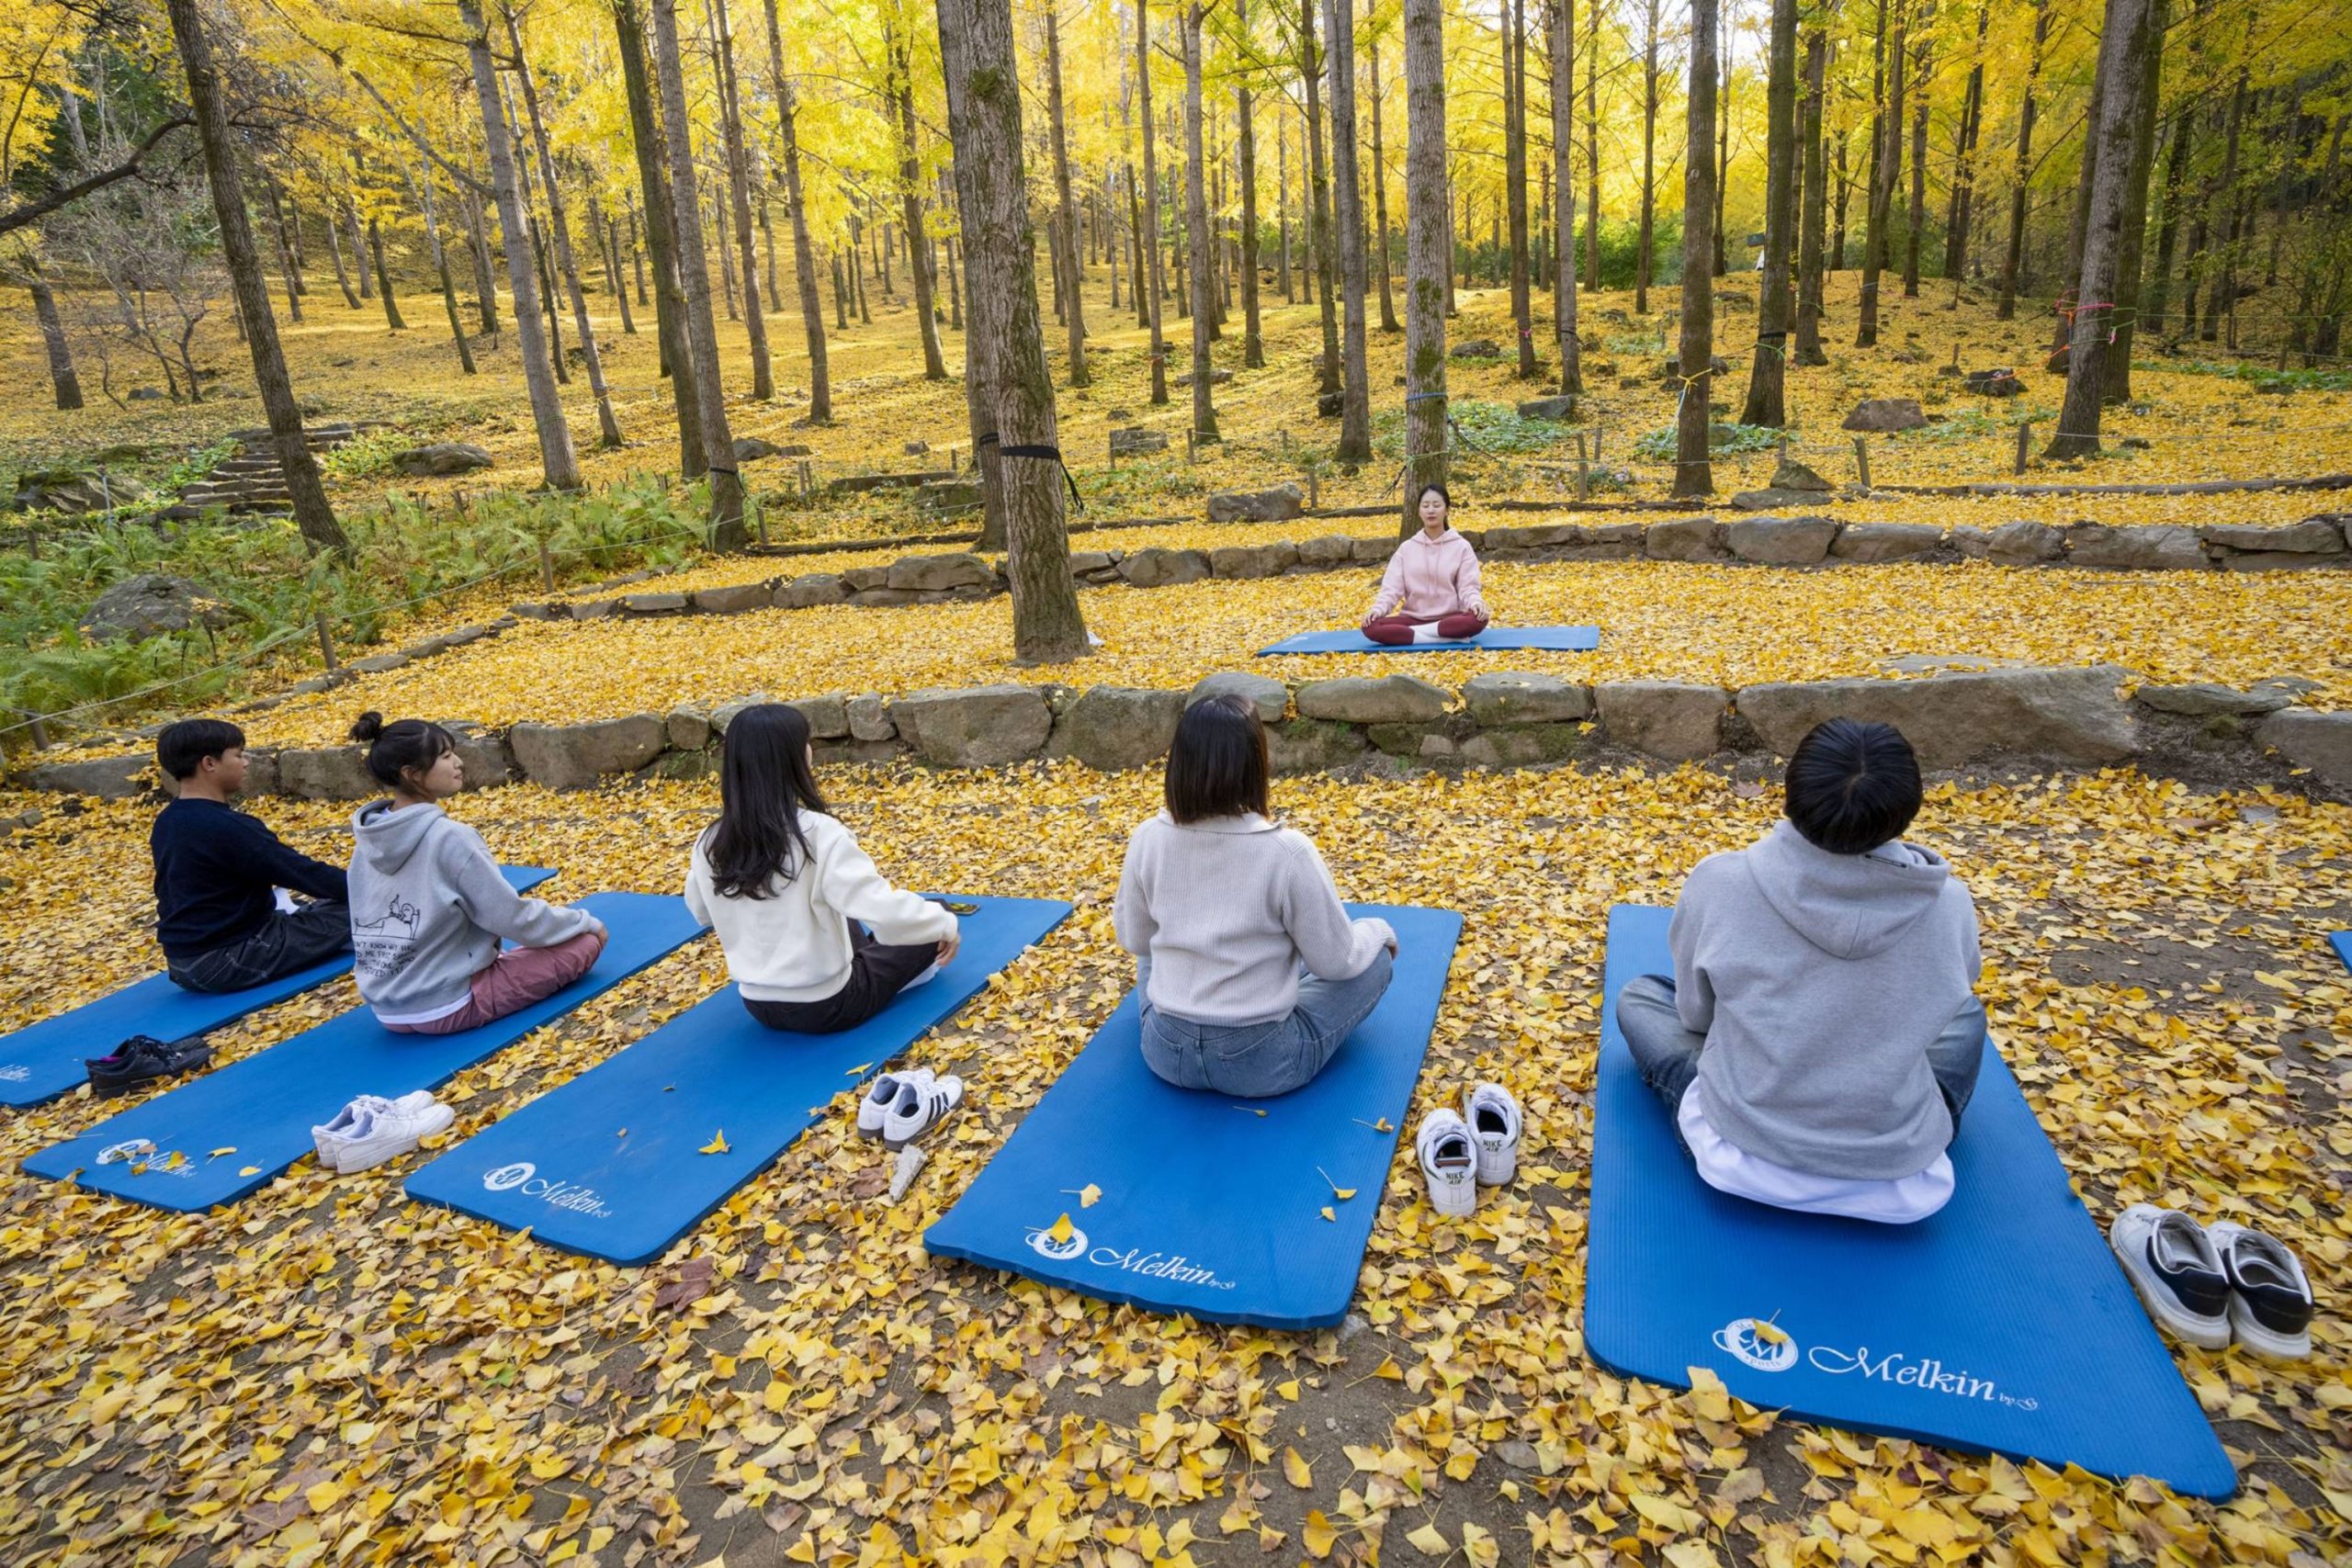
[1140,950,1396,1099]
[1615,973,1985,1144]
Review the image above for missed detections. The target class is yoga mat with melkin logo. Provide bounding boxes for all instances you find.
[405,895,1073,1265]
[1587,904,2236,1499]
[1256,626,1599,656]
[924,904,1463,1331]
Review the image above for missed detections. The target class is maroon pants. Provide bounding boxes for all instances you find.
[382,930,606,1035]
[1363,612,1490,646]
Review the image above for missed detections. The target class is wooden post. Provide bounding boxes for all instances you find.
[1186,427,1197,463]
[1108,432,1117,471]
[2013,423,2031,476]
[1851,436,1871,491]
[538,538,556,592]
[313,609,340,673]
[1306,468,1319,509]
[1576,431,1590,502]
[753,493,769,547]
[22,710,49,750]
[1280,427,1292,455]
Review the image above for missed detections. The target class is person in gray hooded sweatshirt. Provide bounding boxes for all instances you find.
[1616,718,1984,1224]
[345,714,607,1033]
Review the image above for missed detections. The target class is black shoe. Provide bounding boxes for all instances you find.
[85,1034,214,1098]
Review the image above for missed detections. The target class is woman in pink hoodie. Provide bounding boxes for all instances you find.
[1362,485,1489,645]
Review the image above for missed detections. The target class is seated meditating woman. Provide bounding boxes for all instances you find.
[1361,484,1489,645]
[1114,694,1397,1098]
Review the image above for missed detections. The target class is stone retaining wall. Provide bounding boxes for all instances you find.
[503,513,2352,626]
[21,666,2350,807]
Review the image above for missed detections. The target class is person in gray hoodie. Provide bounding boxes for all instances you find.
[1615,717,1985,1224]
[345,714,607,1033]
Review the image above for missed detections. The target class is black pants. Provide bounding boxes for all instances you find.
[166,900,354,994]
[742,924,939,1035]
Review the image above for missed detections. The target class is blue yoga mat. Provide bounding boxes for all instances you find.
[21,892,705,1213]
[405,895,1074,1265]
[0,866,553,1110]
[924,904,1463,1330]
[1257,626,1600,656]
[1587,904,2235,1499]
[2332,931,2350,976]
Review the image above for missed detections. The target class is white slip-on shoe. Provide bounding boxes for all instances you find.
[858,1066,933,1140]
[312,1092,436,1162]
[2205,1220,2317,1359]
[1462,1082,1524,1187]
[2109,1204,2232,1350]
[882,1073,964,1149]
[1417,1109,1477,1218]
[333,1099,457,1173]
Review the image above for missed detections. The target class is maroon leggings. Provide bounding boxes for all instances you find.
[1363,612,1490,646]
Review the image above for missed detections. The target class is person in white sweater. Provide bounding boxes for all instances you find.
[684,704,959,1034]
[1114,694,1397,1097]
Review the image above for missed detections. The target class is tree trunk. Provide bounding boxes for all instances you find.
[1505,0,1536,377]
[2047,0,2154,458]
[1943,1,1988,289]
[628,196,650,305]
[1546,0,1580,395]
[1794,29,1829,364]
[459,0,579,491]
[1857,0,1890,344]
[1278,115,1293,303]
[2101,0,2167,403]
[346,197,371,299]
[1904,32,1929,297]
[2200,72,2247,342]
[270,185,304,321]
[1742,0,1796,425]
[1401,0,1450,536]
[884,27,946,383]
[1636,0,1660,312]
[1137,1,1170,405]
[649,0,748,543]
[2058,38,2106,351]
[2143,106,2193,337]
[1182,5,1220,444]
[936,0,1091,662]
[162,0,345,554]
[463,179,500,333]
[324,198,361,309]
[1237,0,1266,366]
[615,0,704,472]
[1302,0,1341,397]
[1583,0,1600,288]
[29,271,85,409]
[1369,18,1399,333]
[368,215,406,329]
[1675,0,1718,496]
[403,160,479,375]
[509,11,623,446]
[1323,0,1373,458]
[1997,0,2050,320]
[707,0,773,397]
[763,0,832,421]
[1715,38,1731,276]
[1045,6,1090,387]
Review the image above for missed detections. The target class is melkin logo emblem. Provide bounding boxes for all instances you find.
[1713,1316,1800,1371]
[1022,1213,1238,1290]
[479,1159,614,1218]
[1028,1215,1088,1260]
[482,1161,536,1191]
[1712,1315,2038,1410]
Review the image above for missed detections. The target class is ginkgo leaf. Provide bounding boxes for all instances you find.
[698,1131,729,1155]
[1302,1509,1339,1559]
[1282,1447,1312,1489]
[1078,1183,1101,1207]
[1319,1205,1336,1222]
[162,1151,185,1169]
[1406,1521,1451,1556]
[207,1146,235,1159]
[238,1166,261,1177]
[1046,1213,1075,1245]
[1461,1521,1499,1568]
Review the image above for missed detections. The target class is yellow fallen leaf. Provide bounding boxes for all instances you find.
[207,1146,235,1159]
[1079,1182,1101,1207]
[1275,1379,1300,1401]
[1046,1213,1075,1245]
[1406,1520,1451,1556]
[1331,1187,1357,1201]
[699,1131,729,1155]
[305,1479,345,1512]
[239,1166,261,1177]
[1319,1205,1336,1222]
[1283,1446,1312,1489]
[1462,1521,1499,1568]
[162,1151,185,1169]
[1303,1509,1338,1559]
[529,1453,571,1479]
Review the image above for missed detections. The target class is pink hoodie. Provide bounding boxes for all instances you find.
[1368,528,1485,619]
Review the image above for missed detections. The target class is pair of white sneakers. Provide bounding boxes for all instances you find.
[311,1092,456,1174]
[2109,1203,2317,1359]
[855,1066,966,1150]
[1416,1083,1525,1217]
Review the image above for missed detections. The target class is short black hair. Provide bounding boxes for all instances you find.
[157,718,244,781]
[1784,717,1923,854]
[1165,694,1271,823]
[350,712,458,792]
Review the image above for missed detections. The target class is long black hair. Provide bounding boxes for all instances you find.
[1164,694,1271,823]
[703,704,829,898]
[352,712,458,793]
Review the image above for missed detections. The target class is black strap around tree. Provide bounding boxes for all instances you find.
[978,433,1084,513]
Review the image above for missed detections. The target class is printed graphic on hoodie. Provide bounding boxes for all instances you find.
[353,893,425,988]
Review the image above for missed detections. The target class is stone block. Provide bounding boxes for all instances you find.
[1296,535,1359,566]
[1351,536,1398,562]
[2064,524,2209,571]
[1517,396,1578,420]
[1736,665,2135,768]
[1188,671,1289,722]
[1842,398,1928,433]
[846,694,897,741]
[1267,718,1371,774]
[1462,672,1592,725]
[1596,682,1728,761]
[1118,547,1213,588]
[890,685,1053,767]
[1458,724,1589,767]
[666,706,712,751]
[1951,519,2065,565]
[509,714,669,790]
[276,745,376,801]
[1724,516,1840,565]
[1060,687,1187,771]
[1295,674,1451,724]
[1832,523,1944,562]
[1644,517,1728,561]
[569,598,620,620]
[693,581,776,615]
[621,592,690,615]
[2133,682,2300,718]
[24,752,157,800]
[1205,482,1306,524]
[776,574,848,608]
[2256,708,2352,795]
[788,694,852,740]
[1210,542,1301,579]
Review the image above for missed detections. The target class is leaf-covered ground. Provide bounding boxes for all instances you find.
[215,557,2352,747]
[0,762,2346,1567]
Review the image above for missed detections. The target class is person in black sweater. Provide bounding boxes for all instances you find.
[152,719,352,993]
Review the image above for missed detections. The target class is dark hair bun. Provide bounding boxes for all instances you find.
[349,711,386,744]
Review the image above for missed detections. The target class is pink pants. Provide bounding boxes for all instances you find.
[1363,611,1489,646]
[383,930,606,1036]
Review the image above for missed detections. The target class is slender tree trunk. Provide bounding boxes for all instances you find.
[1675,0,1718,495]
[1045,6,1090,387]
[270,186,304,321]
[1302,0,1341,396]
[463,180,499,334]
[1138,0,1170,405]
[1858,0,1890,344]
[1742,0,1797,425]
[324,198,361,309]
[1636,0,1660,312]
[1182,4,1220,443]
[1546,0,1581,395]
[1715,37,1730,276]
[162,0,345,553]
[2049,0,2154,457]
[1997,0,2050,319]
[936,0,1090,661]
[885,27,947,382]
[594,195,638,334]
[704,0,773,398]
[763,0,831,421]
[2200,73,2247,342]
[1505,0,1537,377]
[616,0,703,471]
[509,12,622,445]
[1401,0,1450,536]
[1238,0,1267,364]
[1369,18,1399,333]
[368,216,406,329]
[1584,0,1600,288]
[1833,124,1851,267]
[650,0,748,542]
[1904,33,1929,297]
[29,272,85,410]
[628,196,649,304]
[404,161,479,375]
[2057,43,2106,352]
[346,197,371,299]
[1278,115,1293,303]
[2143,107,2193,336]
[1795,28,1830,364]
[1883,0,1907,275]
[2102,0,2167,403]
[1944,0,1988,288]
[1323,0,1372,458]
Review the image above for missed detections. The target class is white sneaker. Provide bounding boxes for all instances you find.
[882,1073,964,1149]
[1417,1109,1477,1218]
[313,1092,437,1162]
[858,1066,933,1140]
[331,1098,456,1173]
[2205,1220,2316,1359]
[1462,1083,1523,1186]
[2109,1204,2232,1350]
